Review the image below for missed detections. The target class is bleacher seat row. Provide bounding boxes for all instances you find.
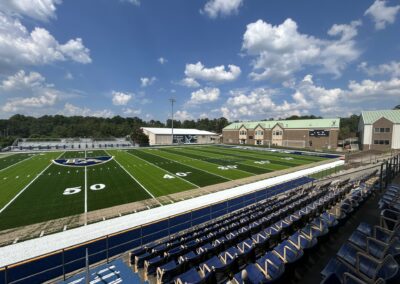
[321,181,400,284]
[126,172,378,284]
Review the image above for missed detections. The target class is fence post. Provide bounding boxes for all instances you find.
[85,248,89,284]
[106,235,109,264]
[62,249,66,281]
[380,163,384,193]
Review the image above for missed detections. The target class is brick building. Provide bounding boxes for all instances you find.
[359,110,400,151]
[223,118,340,150]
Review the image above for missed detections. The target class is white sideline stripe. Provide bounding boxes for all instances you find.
[105,151,162,206]
[0,160,344,267]
[141,149,231,182]
[0,155,34,172]
[125,150,200,189]
[0,152,65,214]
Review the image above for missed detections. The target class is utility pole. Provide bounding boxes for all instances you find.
[169,98,176,145]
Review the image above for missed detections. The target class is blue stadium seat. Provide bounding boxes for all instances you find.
[320,212,339,229]
[199,255,231,283]
[179,251,203,270]
[157,260,183,284]
[271,240,304,265]
[145,255,166,275]
[174,267,212,284]
[288,230,317,251]
[252,231,270,257]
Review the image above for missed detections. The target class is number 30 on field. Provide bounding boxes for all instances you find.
[63,184,106,195]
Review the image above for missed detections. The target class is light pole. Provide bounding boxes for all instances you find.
[169,98,176,145]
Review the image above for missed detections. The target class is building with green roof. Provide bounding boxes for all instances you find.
[359,109,400,150]
[223,118,340,150]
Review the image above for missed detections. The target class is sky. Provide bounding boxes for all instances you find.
[0,0,399,122]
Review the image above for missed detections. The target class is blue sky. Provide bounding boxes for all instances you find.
[0,0,399,121]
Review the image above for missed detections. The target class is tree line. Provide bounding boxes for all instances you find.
[0,115,230,148]
[0,113,367,148]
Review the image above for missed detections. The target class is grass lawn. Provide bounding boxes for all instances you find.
[0,145,330,230]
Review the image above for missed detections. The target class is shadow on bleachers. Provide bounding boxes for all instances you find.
[320,182,400,284]
[126,171,379,284]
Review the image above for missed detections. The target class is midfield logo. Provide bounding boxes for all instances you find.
[53,156,113,167]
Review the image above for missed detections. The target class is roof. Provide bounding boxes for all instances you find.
[223,118,340,130]
[361,110,400,124]
[141,127,217,135]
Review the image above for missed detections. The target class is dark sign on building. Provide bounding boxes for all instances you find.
[309,130,330,137]
[173,135,198,144]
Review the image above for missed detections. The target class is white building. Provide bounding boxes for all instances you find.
[359,109,400,151]
[141,127,219,146]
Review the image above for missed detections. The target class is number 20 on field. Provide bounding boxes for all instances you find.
[63,183,106,195]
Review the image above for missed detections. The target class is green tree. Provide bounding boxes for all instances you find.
[130,128,149,146]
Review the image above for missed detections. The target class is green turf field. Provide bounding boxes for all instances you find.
[0,145,329,230]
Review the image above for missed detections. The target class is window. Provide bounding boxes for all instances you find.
[255,130,264,136]
[248,136,254,139]
[239,130,247,135]
[256,140,263,145]
[273,130,282,136]
[374,128,380,133]
[380,128,385,133]
[374,140,390,145]
[385,128,391,133]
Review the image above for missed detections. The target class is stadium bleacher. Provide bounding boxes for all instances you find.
[124,173,378,284]
[0,170,386,284]
[10,137,134,151]
[321,183,400,284]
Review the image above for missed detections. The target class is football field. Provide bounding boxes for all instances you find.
[0,145,328,230]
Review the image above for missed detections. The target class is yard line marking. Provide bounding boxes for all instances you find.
[0,152,65,214]
[0,155,35,172]
[147,149,233,180]
[105,150,162,206]
[125,150,200,189]
[180,148,260,176]
[173,148,258,178]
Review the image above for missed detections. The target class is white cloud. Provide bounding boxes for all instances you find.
[220,88,305,120]
[140,76,156,87]
[184,61,241,83]
[123,107,141,116]
[365,0,400,30]
[122,0,140,6]
[347,77,400,99]
[174,110,193,121]
[61,103,114,117]
[65,72,73,80]
[187,87,220,105]
[0,0,61,22]
[179,77,200,88]
[112,91,132,106]
[1,70,46,91]
[218,72,400,120]
[358,61,400,78]
[201,0,243,19]
[158,57,167,64]
[242,18,361,81]
[0,70,60,112]
[0,12,91,73]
